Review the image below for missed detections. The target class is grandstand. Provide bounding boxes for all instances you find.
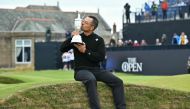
[123,0,190,45]
[129,0,189,24]
[106,0,190,75]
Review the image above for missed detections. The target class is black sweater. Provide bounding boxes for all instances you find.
[60,32,106,70]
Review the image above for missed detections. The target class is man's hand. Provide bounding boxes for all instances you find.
[74,43,86,53]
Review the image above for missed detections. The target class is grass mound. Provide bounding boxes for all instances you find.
[0,76,24,84]
[0,82,114,109]
[0,82,190,109]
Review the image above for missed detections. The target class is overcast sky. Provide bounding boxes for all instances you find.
[0,0,156,32]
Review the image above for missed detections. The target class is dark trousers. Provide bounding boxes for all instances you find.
[162,10,167,19]
[74,69,126,109]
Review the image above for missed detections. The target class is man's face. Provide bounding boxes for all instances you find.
[81,17,94,32]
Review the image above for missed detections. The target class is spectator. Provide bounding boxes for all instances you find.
[117,39,124,47]
[171,33,180,45]
[133,40,140,47]
[123,40,128,46]
[179,32,189,45]
[45,27,52,42]
[161,0,168,20]
[187,0,190,17]
[124,3,131,23]
[68,49,74,70]
[144,2,151,20]
[161,34,167,45]
[62,52,70,70]
[151,1,158,20]
[179,6,184,19]
[155,38,162,46]
[140,39,148,46]
[127,39,133,46]
[135,12,142,23]
[140,8,145,21]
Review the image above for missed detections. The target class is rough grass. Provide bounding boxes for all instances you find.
[0,83,190,109]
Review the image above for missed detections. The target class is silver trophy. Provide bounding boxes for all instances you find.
[71,12,83,44]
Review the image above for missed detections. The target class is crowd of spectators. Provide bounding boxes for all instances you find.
[126,0,190,23]
[107,32,189,48]
[107,37,148,48]
[171,32,189,45]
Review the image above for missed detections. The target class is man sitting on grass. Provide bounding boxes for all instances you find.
[60,16,126,109]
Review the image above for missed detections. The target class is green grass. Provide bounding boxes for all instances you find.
[1,70,190,99]
[0,70,74,99]
[1,69,190,99]
[1,69,190,108]
[117,73,190,92]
